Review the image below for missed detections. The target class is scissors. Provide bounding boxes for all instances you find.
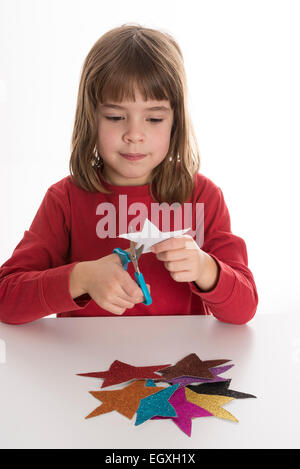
[113,232,152,306]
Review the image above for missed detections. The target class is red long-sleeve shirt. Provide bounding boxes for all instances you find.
[0,172,258,325]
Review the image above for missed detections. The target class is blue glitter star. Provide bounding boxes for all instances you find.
[145,379,156,387]
[135,384,179,425]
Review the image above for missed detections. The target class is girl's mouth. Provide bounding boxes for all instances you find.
[120,153,147,161]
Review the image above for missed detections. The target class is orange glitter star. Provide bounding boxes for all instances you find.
[85,380,166,419]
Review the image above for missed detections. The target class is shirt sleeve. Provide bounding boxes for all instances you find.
[189,186,258,324]
[0,186,91,325]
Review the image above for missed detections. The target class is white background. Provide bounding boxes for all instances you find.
[0,0,299,315]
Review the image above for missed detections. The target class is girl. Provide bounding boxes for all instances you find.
[0,24,258,325]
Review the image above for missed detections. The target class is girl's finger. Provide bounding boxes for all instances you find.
[156,248,189,262]
[120,272,145,301]
[117,284,144,303]
[152,235,193,254]
[164,259,192,272]
[96,300,127,315]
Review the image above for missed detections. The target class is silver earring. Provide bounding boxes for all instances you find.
[92,146,103,168]
[169,155,180,162]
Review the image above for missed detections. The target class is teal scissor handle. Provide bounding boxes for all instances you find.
[113,248,131,271]
[113,248,152,306]
[134,272,152,306]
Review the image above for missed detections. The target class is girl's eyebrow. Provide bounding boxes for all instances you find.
[101,104,171,112]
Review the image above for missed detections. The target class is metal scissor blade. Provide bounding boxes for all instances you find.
[129,242,144,274]
[135,244,144,260]
[128,226,144,269]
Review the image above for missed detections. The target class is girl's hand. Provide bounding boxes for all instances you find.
[70,252,150,315]
[151,234,219,290]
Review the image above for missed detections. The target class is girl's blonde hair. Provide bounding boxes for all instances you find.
[69,24,200,204]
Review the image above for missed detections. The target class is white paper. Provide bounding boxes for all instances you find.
[118,218,191,254]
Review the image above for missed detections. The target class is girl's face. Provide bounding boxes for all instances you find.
[97,85,174,186]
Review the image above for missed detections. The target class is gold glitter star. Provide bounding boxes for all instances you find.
[185,388,238,422]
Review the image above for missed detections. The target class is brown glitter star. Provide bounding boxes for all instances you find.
[157,353,231,380]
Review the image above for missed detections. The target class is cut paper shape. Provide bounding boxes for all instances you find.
[151,387,213,437]
[77,359,171,388]
[118,218,191,254]
[187,379,257,399]
[185,388,238,423]
[85,380,166,419]
[158,353,231,380]
[160,364,234,388]
[135,384,179,426]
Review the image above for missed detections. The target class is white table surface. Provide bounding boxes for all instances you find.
[0,313,299,449]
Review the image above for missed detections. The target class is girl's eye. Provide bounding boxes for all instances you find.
[105,117,163,123]
[105,116,123,121]
[149,118,163,123]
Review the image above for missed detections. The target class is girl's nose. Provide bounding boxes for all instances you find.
[123,122,145,143]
